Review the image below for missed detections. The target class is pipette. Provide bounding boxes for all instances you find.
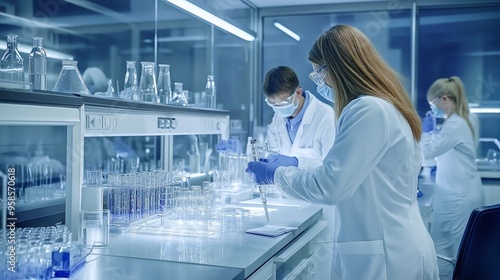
[250,139,270,223]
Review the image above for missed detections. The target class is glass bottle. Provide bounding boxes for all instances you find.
[51,230,84,278]
[28,36,47,90]
[204,75,216,109]
[138,61,158,103]
[0,34,24,82]
[169,82,188,106]
[53,60,91,95]
[121,60,137,100]
[157,64,172,104]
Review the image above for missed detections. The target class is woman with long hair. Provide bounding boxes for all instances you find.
[422,76,484,280]
[247,25,439,279]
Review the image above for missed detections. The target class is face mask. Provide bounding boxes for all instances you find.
[272,100,299,118]
[430,103,445,118]
[317,84,334,103]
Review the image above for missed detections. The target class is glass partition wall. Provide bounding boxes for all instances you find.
[0,0,256,229]
[259,0,500,155]
[0,0,255,133]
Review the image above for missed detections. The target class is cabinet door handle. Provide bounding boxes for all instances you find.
[274,221,327,263]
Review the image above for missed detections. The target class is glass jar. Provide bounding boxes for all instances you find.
[157,64,172,104]
[53,60,91,95]
[0,34,24,82]
[169,82,188,106]
[138,61,158,103]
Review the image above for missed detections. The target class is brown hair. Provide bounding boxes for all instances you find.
[308,25,422,141]
[263,66,299,98]
[427,76,474,137]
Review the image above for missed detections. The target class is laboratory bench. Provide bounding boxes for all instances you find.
[71,199,325,280]
[417,170,500,231]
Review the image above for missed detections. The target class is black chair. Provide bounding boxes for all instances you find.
[438,203,500,280]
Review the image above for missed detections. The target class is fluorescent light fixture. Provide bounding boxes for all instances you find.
[470,108,500,114]
[165,0,255,42]
[0,40,74,60]
[273,22,300,41]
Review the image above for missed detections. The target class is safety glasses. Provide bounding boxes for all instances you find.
[265,89,296,107]
[429,96,441,106]
[308,65,327,87]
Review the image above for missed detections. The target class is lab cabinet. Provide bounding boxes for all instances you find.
[0,89,230,232]
[0,89,82,232]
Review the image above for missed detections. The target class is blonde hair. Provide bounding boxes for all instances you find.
[309,25,422,142]
[427,76,474,138]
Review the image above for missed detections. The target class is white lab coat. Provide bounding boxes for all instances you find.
[267,91,336,170]
[274,96,439,280]
[267,91,336,280]
[469,112,480,151]
[421,113,484,280]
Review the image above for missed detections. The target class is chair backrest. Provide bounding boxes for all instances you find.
[453,203,500,280]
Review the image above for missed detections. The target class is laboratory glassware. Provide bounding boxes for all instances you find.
[204,75,216,108]
[79,209,110,248]
[53,60,91,95]
[157,64,172,104]
[169,82,188,106]
[138,61,158,103]
[28,36,47,90]
[122,60,138,100]
[189,144,200,173]
[81,170,104,211]
[0,34,24,82]
[250,138,270,223]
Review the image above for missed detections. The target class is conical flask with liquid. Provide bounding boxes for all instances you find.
[0,34,24,82]
[53,60,91,95]
[138,61,158,103]
[157,64,172,104]
[169,82,188,106]
[121,60,137,100]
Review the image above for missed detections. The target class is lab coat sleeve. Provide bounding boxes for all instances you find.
[420,117,461,160]
[274,97,389,205]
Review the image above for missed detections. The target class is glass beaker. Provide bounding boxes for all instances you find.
[121,60,137,100]
[0,34,24,82]
[138,61,158,103]
[53,60,91,95]
[157,64,172,104]
[28,37,47,90]
[169,82,188,106]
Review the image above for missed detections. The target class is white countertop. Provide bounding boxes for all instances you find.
[89,199,323,278]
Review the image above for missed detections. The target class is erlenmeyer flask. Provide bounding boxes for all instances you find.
[169,82,188,106]
[138,61,158,103]
[157,64,172,104]
[121,60,137,100]
[53,60,91,95]
[0,34,24,82]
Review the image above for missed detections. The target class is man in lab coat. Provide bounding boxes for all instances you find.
[263,66,336,280]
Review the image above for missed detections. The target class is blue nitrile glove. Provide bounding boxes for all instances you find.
[422,111,435,133]
[266,154,298,167]
[216,140,227,153]
[227,138,242,154]
[246,161,278,185]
